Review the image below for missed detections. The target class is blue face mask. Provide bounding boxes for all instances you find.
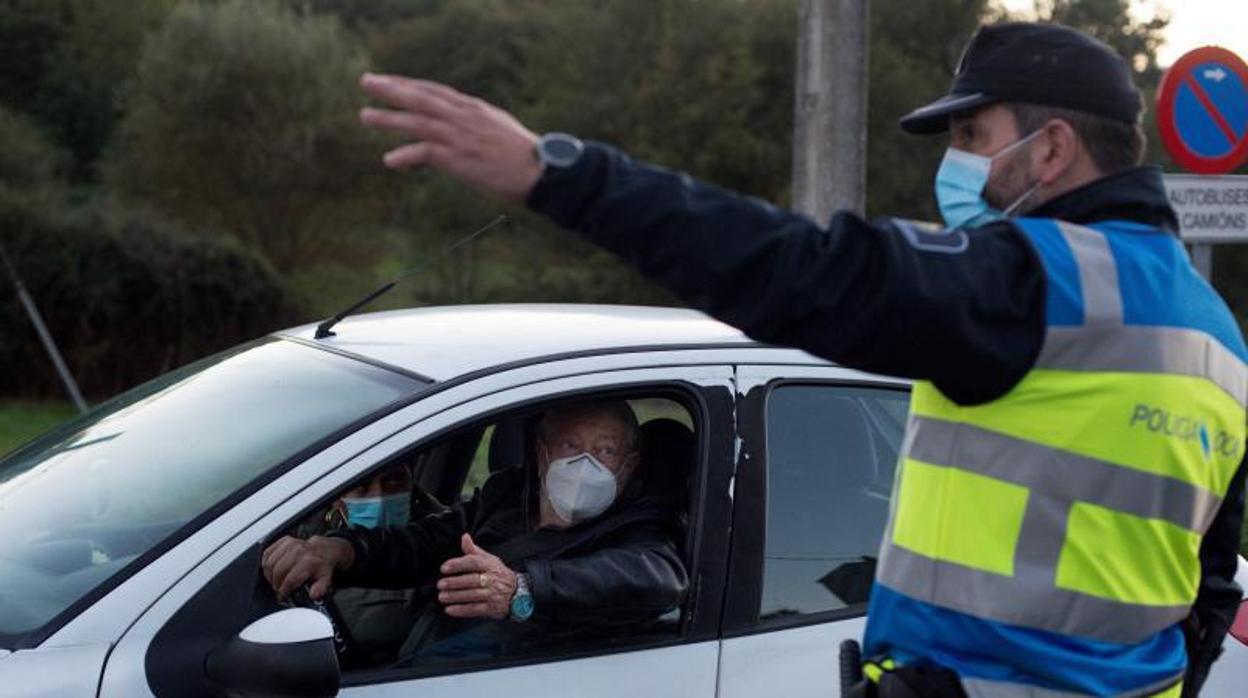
[343,493,410,529]
[935,130,1043,230]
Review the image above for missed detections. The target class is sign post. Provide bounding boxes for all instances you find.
[1157,46,1248,280]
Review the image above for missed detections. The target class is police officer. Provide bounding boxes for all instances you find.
[356,22,1246,697]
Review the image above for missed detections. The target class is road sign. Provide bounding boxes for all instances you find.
[1157,47,1248,175]
[1164,174,1248,242]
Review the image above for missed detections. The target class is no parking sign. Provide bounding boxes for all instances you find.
[1157,46,1248,175]
[1157,46,1248,280]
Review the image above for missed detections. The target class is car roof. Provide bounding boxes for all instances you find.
[277,304,756,382]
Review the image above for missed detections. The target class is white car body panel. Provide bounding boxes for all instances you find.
[0,643,110,698]
[341,641,719,698]
[718,618,867,698]
[100,361,733,696]
[2,305,1242,696]
[281,304,750,381]
[1201,558,1248,696]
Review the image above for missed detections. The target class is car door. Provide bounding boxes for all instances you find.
[100,357,736,698]
[717,365,910,698]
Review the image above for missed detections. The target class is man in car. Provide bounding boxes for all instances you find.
[305,461,436,667]
[349,21,1245,697]
[262,399,687,661]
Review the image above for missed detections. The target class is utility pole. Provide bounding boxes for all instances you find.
[1,246,88,414]
[792,0,869,222]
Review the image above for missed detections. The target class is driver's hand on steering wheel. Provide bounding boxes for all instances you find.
[261,535,355,600]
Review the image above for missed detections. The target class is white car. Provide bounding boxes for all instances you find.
[1,305,1244,697]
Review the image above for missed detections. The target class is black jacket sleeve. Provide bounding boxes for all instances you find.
[328,497,476,590]
[524,519,689,626]
[527,143,1045,405]
[1185,457,1247,694]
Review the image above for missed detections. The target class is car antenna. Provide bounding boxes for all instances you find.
[314,214,509,340]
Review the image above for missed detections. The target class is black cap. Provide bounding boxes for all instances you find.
[900,22,1142,135]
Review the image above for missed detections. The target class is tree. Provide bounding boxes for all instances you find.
[106,0,393,273]
[1032,0,1168,87]
[0,106,66,192]
[0,0,175,179]
[867,0,989,220]
[0,0,65,112]
[31,0,175,178]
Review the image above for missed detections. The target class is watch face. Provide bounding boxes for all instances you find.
[545,139,580,161]
[540,133,583,168]
[511,594,535,620]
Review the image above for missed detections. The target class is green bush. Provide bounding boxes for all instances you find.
[0,106,65,191]
[0,188,303,399]
[106,0,392,272]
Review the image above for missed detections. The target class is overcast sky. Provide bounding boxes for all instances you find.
[999,0,1248,67]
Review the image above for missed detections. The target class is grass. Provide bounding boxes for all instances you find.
[0,401,77,457]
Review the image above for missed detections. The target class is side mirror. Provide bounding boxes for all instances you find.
[205,608,339,698]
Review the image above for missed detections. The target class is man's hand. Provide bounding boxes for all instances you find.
[261,535,355,601]
[358,73,542,203]
[436,533,518,619]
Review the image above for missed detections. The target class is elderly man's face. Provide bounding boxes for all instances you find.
[537,410,639,483]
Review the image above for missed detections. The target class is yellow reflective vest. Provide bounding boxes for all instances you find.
[865,219,1247,697]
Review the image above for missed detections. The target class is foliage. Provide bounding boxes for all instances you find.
[106,0,393,272]
[0,105,66,191]
[0,0,173,178]
[0,401,76,456]
[0,0,1221,401]
[0,187,301,398]
[1031,0,1169,87]
[868,0,989,219]
[0,0,65,111]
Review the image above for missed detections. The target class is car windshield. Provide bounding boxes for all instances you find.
[0,338,425,647]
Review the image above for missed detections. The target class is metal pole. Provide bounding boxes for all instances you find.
[792,0,869,221]
[1191,244,1213,282]
[0,246,88,413]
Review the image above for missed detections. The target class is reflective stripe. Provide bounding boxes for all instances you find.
[876,536,1190,644]
[961,674,1182,698]
[903,415,1224,533]
[863,658,896,684]
[911,373,1245,496]
[1147,680,1184,698]
[1037,324,1248,407]
[1056,221,1122,323]
[961,678,1085,698]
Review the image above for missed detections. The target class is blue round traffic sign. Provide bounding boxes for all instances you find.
[1158,46,1248,174]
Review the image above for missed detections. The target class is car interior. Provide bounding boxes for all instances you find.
[285,391,699,675]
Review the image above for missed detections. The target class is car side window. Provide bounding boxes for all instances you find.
[761,384,909,619]
[143,391,704,689]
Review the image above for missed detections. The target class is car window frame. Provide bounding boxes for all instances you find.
[721,370,911,638]
[127,364,737,692]
[340,381,728,686]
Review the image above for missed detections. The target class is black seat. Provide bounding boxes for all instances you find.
[488,416,533,474]
[639,418,695,498]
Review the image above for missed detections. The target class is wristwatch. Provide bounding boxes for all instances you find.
[510,572,535,622]
[535,132,584,170]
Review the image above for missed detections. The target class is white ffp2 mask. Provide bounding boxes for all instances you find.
[544,453,618,524]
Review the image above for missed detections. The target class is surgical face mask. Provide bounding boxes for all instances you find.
[543,453,618,525]
[935,130,1043,230]
[343,493,410,529]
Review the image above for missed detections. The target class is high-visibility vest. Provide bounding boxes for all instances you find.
[864,219,1248,697]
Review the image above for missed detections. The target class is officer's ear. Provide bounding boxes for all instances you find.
[1034,118,1081,185]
